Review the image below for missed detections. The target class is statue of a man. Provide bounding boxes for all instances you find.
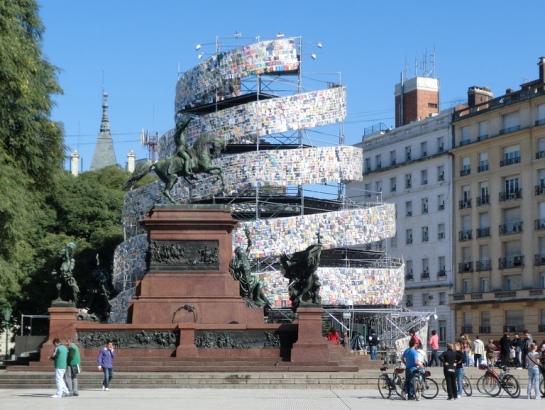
[168,117,193,175]
[53,242,79,304]
[229,230,270,309]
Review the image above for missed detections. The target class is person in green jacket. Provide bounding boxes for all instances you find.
[65,337,81,396]
[49,338,69,398]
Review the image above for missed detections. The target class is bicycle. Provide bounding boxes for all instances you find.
[412,367,439,400]
[476,363,520,398]
[378,365,405,399]
[441,373,473,396]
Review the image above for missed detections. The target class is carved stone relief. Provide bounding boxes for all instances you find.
[148,240,219,271]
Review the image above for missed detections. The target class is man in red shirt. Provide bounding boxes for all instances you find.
[429,329,440,366]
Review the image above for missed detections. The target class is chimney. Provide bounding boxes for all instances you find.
[539,57,545,83]
[127,150,136,173]
[70,151,80,177]
[468,86,493,107]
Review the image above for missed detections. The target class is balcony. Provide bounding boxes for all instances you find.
[534,254,545,266]
[477,134,489,141]
[477,195,489,206]
[476,227,490,238]
[460,139,471,147]
[479,326,491,333]
[500,156,521,167]
[478,162,489,172]
[450,288,544,305]
[539,325,545,332]
[459,230,473,241]
[499,189,522,201]
[535,185,545,196]
[476,259,492,271]
[421,271,430,279]
[499,255,524,269]
[536,219,545,230]
[499,221,523,235]
[536,118,545,127]
[504,325,525,332]
[458,261,474,273]
[460,168,471,177]
[437,269,446,277]
[461,326,473,334]
[499,125,521,135]
[536,150,545,159]
[459,199,472,210]
[405,273,414,281]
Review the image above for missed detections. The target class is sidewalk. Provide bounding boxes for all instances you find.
[1,387,544,410]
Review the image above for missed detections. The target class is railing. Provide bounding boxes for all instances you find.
[476,227,490,238]
[479,326,491,333]
[536,118,545,127]
[458,261,473,273]
[499,189,522,201]
[460,139,471,146]
[535,185,545,196]
[437,270,446,277]
[499,255,524,269]
[499,125,521,135]
[460,168,471,176]
[459,199,472,209]
[478,162,489,172]
[535,219,545,230]
[477,195,489,206]
[405,274,414,281]
[477,134,489,141]
[461,326,473,334]
[504,325,525,332]
[499,221,523,234]
[534,254,545,266]
[536,150,545,159]
[476,260,492,271]
[459,230,473,241]
[420,272,430,279]
[539,324,545,332]
[500,156,521,167]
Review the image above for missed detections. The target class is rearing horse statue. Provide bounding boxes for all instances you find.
[123,121,226,203]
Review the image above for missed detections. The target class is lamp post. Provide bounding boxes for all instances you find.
[3,307,11,360]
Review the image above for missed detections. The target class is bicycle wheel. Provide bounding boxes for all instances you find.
[422,377,439,399]
[413,378,421,401]
[441,378,447,393]
[462,375,473,397]
[394,375,404,397]
[540,376,545,396]
[481,374,501,397]
[502,374,520,398]
[378,374,392,399]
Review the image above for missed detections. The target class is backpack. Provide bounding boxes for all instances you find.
[369,333,379,346]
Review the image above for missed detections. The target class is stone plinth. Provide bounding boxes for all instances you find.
[39,306,79,363]
[290,305,330,363]
[129,205,265,326]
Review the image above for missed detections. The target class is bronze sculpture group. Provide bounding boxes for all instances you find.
[51,242,79,305]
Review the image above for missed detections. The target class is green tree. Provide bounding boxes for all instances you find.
[0,0,64,310]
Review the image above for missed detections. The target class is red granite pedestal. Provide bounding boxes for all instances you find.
[290,305,330,363]
[39,306,78,363]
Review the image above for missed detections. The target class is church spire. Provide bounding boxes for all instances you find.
[90,91,117,171]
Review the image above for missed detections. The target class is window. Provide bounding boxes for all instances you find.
[390,150,397,165]
[505,310,524,331]
[463,312,472,331]
[421,141,428,157]
[478,121,488,140]
[479,152,489,172]
[422,197,428,214]
[422,258,429,275]
[481,278,489,292]
[501,145,520,166]
[538,103,545,126]
[364,158,371,172]
[406,229,413,244]
[390,234,397,248]
[421,169,428,185]
[504,177,520,197]
[501,111,520,134]
[438,256,446,276]
[438,165,445,181]
[405,173,412,189]
[438,223,445,239]
[478,182,489,205]
[390,177,397,192]
[439,292,446,305]
[439,320,446,342]
[406,294,413,307]
[405,146,412,161]
[406,260,413,276]
[505,275,522,291]
[481,311,490,333]
[376,154,382,169]
[461,126,470,145]
[375,180,382,192]
[437,137,445,153]
[422,226,429,242]
[438,194,445,210]
[406,201,412,217]
[422,293,430,306]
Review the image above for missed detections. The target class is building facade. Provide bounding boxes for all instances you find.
[449,58,545,340]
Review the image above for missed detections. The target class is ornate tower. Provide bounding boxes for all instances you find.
[90,92,117,171]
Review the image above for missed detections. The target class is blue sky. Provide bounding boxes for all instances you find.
[39,0,545,172]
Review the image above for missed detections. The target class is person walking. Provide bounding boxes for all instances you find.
[49,338,69,398]
[486,339,497,365]
[401,339,424,400]
[65,337,80,396]
[97,340,115,391]
[368,329,379,360]
[522,330,533,369]
[526,343,541,399]
[428,329,439,366]
[499,332,511,367]
[472,336,485,367]
[439,343,458,400]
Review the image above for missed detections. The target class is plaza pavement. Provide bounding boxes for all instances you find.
[1,387,544,410]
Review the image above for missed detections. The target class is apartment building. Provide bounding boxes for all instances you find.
[346,75,456,344]
[449,57,545,339]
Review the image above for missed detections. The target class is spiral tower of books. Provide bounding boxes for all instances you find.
[110,36,404,322]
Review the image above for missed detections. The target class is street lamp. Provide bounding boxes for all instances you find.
[3,306,11,360]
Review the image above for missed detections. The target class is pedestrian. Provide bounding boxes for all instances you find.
[428,329,439,366]
[454,342,465,398]
[327,327,339,345]
[526,343,541,399]
[439,343,458,400]
[409,328,420,348]
[368,329,379,360]
[340,332,348,348]
[511,333,523,369]
[499,332,511,367]
[97,340,115,391]
[461,334,472,366]
[486,339,497,365]
[401,339,424,400]
[522,330,533,369]
[48,338,69,398]
[472,335,485,367]
[65,337,80,396]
